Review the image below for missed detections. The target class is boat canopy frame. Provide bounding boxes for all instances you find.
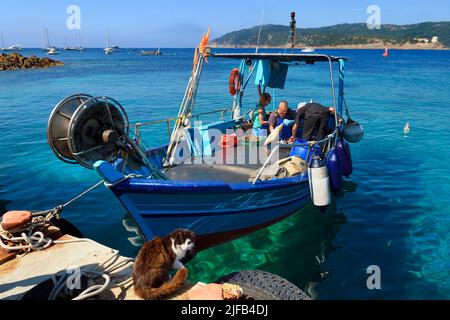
[208,52,349,130]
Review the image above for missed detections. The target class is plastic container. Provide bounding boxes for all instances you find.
[326,148,343,192]
[290,139,321,162]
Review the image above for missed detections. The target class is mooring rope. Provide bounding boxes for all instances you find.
[47,244,134,300]
[0,174,141,253]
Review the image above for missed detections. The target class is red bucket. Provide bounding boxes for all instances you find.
[220,134,238,148]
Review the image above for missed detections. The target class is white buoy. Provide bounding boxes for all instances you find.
[308,156,332,208]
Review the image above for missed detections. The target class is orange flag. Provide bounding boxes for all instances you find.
[199,29,211,62]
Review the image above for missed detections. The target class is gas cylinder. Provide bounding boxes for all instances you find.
[308,156,332,208]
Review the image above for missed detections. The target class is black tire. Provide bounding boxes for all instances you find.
[50,217,84,238]
[215,270,311,300]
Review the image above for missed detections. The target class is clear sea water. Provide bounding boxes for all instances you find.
[0,48,449,299]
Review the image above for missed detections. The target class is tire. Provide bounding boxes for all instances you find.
[50,217,84,238]
[216,270,311,300]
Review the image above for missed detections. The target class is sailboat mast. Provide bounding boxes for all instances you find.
[44,26,49,48]
[106,29,110,48]
[1,34,4,49]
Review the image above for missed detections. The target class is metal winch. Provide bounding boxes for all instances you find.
[47,94,131,169]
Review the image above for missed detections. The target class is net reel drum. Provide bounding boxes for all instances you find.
[47,94,130,169]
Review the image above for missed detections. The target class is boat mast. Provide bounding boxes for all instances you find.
[290,12,296,50]
[1,34,4,49]
[106,29,110,48]
[46,27,50,48]
[43,26,48,48]
[164,30,210,166]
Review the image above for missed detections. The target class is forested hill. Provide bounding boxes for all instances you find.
[211,22,450,48]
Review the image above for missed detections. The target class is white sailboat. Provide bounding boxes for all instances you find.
[64,32,86,51]
[104,30,115,55]
[43,26,58,54]
[0,34,5,51]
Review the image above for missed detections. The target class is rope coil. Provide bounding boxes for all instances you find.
[47,245,134,300]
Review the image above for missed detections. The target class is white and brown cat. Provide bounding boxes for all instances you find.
[132,228,196,300]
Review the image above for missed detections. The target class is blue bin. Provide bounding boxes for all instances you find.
[290,139,321,162]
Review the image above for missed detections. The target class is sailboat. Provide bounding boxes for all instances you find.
[64,32,86,51]
[0,34,4,51]
[383,47,389,57]
[43,26,59,54]
[104,30,115,55]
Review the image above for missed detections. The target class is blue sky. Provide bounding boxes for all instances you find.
[1,0,450,47]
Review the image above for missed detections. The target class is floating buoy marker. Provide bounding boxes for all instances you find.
[403,122,410,136]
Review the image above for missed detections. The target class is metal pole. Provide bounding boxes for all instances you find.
[326,56,338,129]
[338,59,345,119]
[290,12,296,49]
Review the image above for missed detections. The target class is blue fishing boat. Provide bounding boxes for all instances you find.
[47,30,363,251]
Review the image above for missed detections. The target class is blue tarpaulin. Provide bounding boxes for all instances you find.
[254,60,289,89]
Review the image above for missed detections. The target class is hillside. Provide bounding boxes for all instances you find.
[212,22,450,49]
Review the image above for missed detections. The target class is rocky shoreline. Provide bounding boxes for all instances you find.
[0,53,64,71]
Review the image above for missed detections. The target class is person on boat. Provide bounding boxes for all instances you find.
[251,90,271,136]
[291,102,335,141]
[268,101,295,141]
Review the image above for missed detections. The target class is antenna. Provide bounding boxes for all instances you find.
[255,9,265,53]
[290,12,296,50]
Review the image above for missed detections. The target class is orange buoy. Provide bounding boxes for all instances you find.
[228,68,241,96]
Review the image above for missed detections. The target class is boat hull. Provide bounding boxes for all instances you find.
[110,175,311,250]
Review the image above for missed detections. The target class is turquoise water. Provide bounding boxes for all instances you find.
[1,48,449,299]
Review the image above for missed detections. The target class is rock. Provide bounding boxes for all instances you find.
[1,211,32,232]
[0,53,63,71]
[222,283,243,300]
[186,283,224,300]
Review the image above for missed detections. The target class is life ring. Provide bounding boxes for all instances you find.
[228,68,241,96]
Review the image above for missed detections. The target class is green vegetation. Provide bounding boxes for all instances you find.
[212,22,450,47]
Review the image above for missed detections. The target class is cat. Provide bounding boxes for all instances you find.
[132,228,196,300]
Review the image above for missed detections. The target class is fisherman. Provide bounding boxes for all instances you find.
[268,101,295,141]
[251,89,271,136]
[291,102,335,141]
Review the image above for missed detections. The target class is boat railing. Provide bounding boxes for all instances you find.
[131,108,228,139]
[252,128,338,184]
